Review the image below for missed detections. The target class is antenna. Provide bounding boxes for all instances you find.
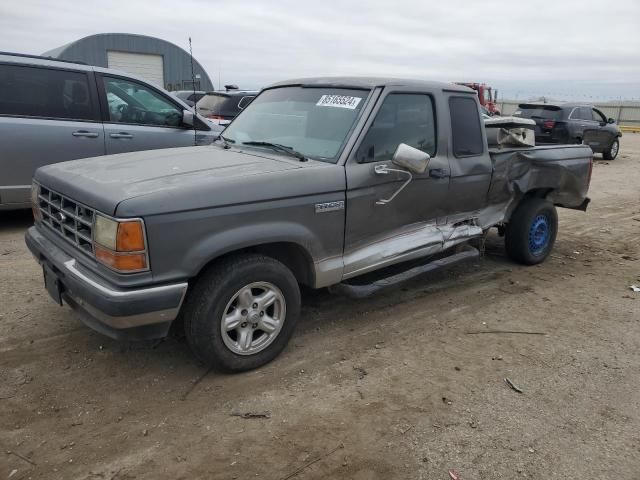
[188,37,198,146]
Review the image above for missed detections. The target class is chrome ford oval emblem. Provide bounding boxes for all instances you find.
[57,212,67,222]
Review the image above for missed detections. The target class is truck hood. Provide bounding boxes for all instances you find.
[35,145,344,216]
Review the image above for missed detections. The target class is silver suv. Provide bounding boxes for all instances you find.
[0,52,220,210]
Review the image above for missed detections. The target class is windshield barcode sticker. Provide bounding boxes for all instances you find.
[316,95,362,109]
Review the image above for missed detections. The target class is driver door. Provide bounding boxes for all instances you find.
[98,75,204,155]
[343,90,450,278]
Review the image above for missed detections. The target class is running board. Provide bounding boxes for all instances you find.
[329,246,480,299]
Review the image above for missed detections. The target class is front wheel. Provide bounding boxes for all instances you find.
[602,138,619,160]
[183,254,301,372]
[505,198,558,265]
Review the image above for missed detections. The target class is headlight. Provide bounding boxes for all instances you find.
[93,215,148,273]
[31,183,42,221]
[94,215,118,250]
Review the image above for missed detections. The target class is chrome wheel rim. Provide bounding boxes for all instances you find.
[220,282,286,356]
[610,141,618,158]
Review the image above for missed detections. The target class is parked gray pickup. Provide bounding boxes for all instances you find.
[26,77,593,371]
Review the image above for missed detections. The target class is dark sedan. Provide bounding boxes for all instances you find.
[513,103,622,159]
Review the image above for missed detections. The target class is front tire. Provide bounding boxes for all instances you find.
[505,198,558,265]
[183,254,301,372]
[602,138,619,160]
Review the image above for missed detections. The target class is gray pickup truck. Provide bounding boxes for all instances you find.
[26,77,592,372]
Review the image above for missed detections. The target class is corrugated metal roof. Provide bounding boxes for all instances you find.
[43,33,214,91]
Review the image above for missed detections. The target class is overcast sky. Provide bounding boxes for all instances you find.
[2,0,639,100]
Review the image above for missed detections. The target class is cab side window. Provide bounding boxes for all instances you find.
[103,77,183,127]
[356,93,436,163]
[449,96,484,157]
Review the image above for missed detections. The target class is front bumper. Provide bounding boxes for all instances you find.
[25,226,188,341]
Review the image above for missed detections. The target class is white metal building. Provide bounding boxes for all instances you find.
[43,33,214,92]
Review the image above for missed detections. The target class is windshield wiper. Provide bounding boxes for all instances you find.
[218,134,235,149]
[242,141,308,162]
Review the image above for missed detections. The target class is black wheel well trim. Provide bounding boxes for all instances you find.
[505,188,555,222]
[193,241,316,287]
[523,188,554,199]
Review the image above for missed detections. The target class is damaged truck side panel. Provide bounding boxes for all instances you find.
[488,145,592,215]
[26,77,593,372]
[338,139,591,283]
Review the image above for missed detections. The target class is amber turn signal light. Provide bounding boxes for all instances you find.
[117,221,145,251]
[95,245,147,272]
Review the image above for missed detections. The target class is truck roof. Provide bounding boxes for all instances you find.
[267,76,475,93]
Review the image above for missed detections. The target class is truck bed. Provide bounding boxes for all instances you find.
[488,144,592,211]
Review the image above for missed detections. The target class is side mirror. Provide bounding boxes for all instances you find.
[391,143,430,174]
[607,118,615,124]
[373,144,431,205]
[182,109,194,126]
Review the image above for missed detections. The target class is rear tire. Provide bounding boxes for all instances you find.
[505,198,558,265]
[602,138,619,160]
[183,254,301,372]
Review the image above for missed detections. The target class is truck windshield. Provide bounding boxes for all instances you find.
[221,86,369,162]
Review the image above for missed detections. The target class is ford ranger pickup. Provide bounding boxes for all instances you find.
[26,77,592,371]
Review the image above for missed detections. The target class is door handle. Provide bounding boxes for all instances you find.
[429,168,449,179]
[110,132,133,139]
[72,130,99,138]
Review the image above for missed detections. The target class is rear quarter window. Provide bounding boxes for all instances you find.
[449,96,484,157]
[238,96,255,110]
[575,107,593,121]
[0,64,95,121]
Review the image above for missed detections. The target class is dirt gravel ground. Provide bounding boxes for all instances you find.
[1,135,639,480]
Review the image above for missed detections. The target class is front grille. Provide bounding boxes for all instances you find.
[37,185,95,254]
